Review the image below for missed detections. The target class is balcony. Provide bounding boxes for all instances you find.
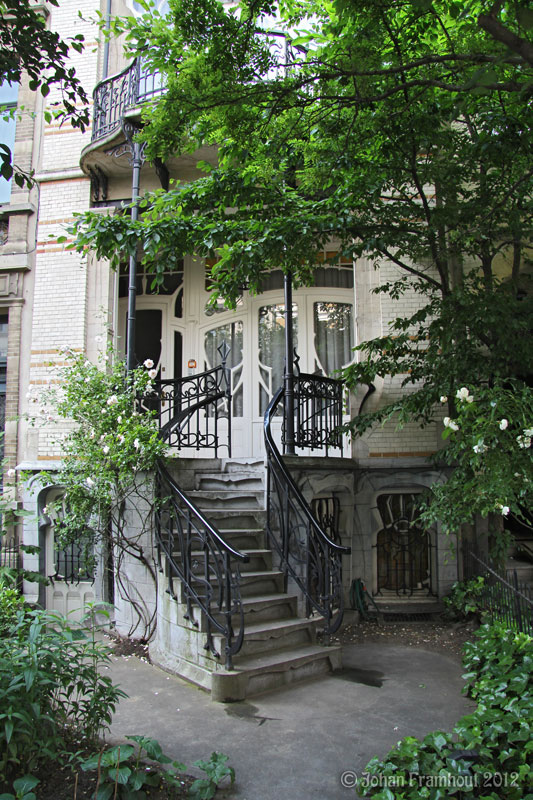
[92,57,165,143]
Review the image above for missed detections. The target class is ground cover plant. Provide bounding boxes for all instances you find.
[356,621,533,799]
[0,587,235,799]
[0,601,124,785]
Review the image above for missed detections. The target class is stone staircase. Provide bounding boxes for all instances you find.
[149,458,342,701]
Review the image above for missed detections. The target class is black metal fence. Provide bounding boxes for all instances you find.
[463,550,533,635]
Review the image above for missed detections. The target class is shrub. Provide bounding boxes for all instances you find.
[0,607,126,783]
[356,622,533,799]
[0,582,26,638]
[444,576,486,619]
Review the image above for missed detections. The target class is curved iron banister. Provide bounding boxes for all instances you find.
[140,361,232,456]
[155,458,249,670]
[264,388,350,640]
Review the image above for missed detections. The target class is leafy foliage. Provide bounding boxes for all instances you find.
[0,581,26,638]
[444,576,486,619]
[0,0,88,186]
[32,347,167,640]
[357,622,533,799]
[80,739,233,800]
[0,605,125,783]
[68,0,533,538]
[419,381,533,531]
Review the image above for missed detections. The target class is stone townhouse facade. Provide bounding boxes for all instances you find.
[0,0,457,697]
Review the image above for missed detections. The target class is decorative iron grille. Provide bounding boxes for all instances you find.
[155,460,249,669]
[139,350,231,456]
[92,57,166,142]
[265,388,350,641]
[373,493,435,597]
[293,372,344,455]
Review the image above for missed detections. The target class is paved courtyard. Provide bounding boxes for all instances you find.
[106,642,474,799]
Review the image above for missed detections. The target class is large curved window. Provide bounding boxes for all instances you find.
[313,302,353,375]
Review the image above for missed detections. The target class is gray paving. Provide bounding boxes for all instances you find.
[105,644,474,800]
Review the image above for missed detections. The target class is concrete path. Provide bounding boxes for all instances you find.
[105,644,474,800]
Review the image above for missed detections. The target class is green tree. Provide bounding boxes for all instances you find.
[0,0,88,185]
[68,0,533,535]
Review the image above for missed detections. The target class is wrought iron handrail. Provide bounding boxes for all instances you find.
[264,387,350,641]
[293,372,344,455]
[155,458,249,669]
[139,361,232,456]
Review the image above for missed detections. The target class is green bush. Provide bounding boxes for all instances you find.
[0,583,26,638]
[0,607,126,783]
[356,622,533,799]
[444,576,486,619]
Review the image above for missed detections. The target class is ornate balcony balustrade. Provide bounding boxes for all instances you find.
[92,57,165,142]
[91,33,300,143]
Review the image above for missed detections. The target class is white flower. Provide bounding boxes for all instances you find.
[95,335,103,344]
[456,387,473,403]
[143,359,154,369]
[6,468,15,478]
[86,477,95,488]
[499,419,508,430]
[117,434,125,444]
[443,417,459,431]
[517,435,532,449]
[107,395,119,406]
[473,440,487,454]
[133,438,140,449]
[102,445,110,455]
[524,428,533,437]
[117,415,122,423]
[89,429,95,439]
[497,504,510,516]
[440,396,447,403]
[148,369,157,379]
[100,435,105,441]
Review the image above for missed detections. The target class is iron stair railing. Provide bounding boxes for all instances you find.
[154,459,249,670]
[264,387,351,642]
[140,352,232,457]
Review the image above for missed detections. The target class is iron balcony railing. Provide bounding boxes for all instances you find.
[91,34,301,143]
[92,56,165,142]
[155,459,249,670]
[139,359,232,457]
[265,386,351,641]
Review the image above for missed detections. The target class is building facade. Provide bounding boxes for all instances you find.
[1,0,457,695]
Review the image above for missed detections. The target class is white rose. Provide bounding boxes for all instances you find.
[143,359,154,369]
[148,369,157,379]
[443,417,459,431]
[107,395,119,406]
[499,419,508,430]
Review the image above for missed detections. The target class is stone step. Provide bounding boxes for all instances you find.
[221,458,265,474]
[203,509,267,531]
[210,644,343,702]
[196,472,264,492]
[210,593,299,627]
[189,490,264,509]
[177,548,273,573]
[216,528,266,550]
[213,616,319,660]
